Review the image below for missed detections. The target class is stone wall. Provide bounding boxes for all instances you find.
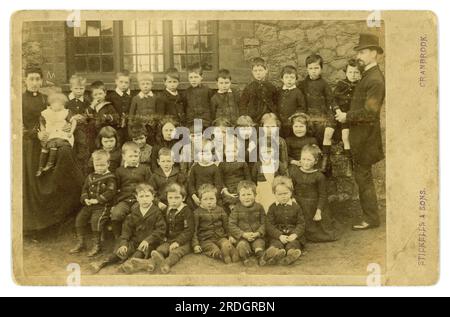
[237,20,385,87]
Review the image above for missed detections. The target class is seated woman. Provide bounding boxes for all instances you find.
[22,66,84,235]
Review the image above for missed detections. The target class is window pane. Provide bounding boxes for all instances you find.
[136,21,149,35]
[101,37,113,53]
[187,36,199,53]
[201,54,213,71]
[172,21,185,35]
[150,21,163,35]
[150,36,163,53]
[74,21,87,37]
[186,21,199,34]
[122,21,135,36]
[88,37,100,54]
[87,56,101,72]
[74,38,88,54]
[199,21,214,34]
[186,55,200,68]
[151,54,164,72]
[173,55,186,71]
[136,55,150,72]
[101,21,113,36]
[122,37,136,54]
[173,36,186,54]
[136,37,150,54]
[200,35,213,53]
[74,56,87,72]
[102,56,114,72]
[86,21,100,37]
[123,55,136,72]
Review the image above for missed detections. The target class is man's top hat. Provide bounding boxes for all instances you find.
[354,33,383,54]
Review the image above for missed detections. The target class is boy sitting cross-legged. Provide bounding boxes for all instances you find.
[148,183,194,274]
[228,180,266,267]
[90,182,166,274]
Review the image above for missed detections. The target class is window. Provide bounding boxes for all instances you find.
[66,20,218,81]
[72,21,115,73]
[172,20,217,71]
[121,20,164,73]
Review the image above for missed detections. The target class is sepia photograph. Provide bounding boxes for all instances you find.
[10,10,438,286]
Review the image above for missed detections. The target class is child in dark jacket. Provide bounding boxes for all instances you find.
[299,54,335,171]
[275,66,306,138]
[66,74,91,174]
[149,147,186,209]
[86,81,120,143]
[263,176,305,266]
[70,150,117,257]
[332,59,362,159]
[156,68,185,124]
[107,71,134,144]
[239,57,278,123]
[90,183,166,274]
[110,142,152,239]
[148,183,194,274]
[229,181,266,266]
[128,71,158,144]
[183,64,214,127]
[211,69,240,124]
[192,184,239,263]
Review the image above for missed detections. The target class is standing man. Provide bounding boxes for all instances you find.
[335,33,385,230]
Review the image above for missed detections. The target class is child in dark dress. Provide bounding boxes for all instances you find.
[219,136,252,213]
[285,112,318,167]
[129,122,152,168]
[87,126,122,174]
[289,144,339,242]
[188,139,223,208]
[264,176,305,266]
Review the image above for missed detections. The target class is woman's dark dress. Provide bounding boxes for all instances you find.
[289,165,338,242]
[22,91,84,232]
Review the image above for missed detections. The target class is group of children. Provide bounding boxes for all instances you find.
[35,54,363,273]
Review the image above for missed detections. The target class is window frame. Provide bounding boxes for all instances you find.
[66,20,219,85]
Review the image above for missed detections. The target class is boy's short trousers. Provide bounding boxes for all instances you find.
[114,240,159,260]
[110,200,136,222]
[269,238,302,251]
[75,205,110,232]
[156,242,191,262]
[41,137,71,149]
[200,238,233,258]
[236,238,265,258]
